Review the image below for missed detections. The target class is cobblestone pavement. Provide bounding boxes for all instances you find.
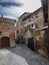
[0,44,49,65]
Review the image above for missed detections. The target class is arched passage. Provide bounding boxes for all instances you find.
[1,37,10,47]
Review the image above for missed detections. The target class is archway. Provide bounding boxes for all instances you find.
[1,37,10,47]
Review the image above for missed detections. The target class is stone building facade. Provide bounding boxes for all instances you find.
[17,7,49,58]
[0,16,16,47]
[16,12,31,43]
[41,0,49,58]
[17,7,44,45]
[22,7,44,45]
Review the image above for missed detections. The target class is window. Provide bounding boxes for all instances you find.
[31,23,39,29]
[31,24,33,27]
[31,24,36,29]
[33,24,36,29]
[35,23,39,28]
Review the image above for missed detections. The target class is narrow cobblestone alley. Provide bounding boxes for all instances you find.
[0,44,49,65]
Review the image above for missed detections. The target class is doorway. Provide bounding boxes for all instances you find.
[28,37,35,51]
[1,37,10,47]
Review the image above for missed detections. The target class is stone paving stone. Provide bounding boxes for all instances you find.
[0,44,49,65]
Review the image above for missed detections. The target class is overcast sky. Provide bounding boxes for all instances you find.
[0,0,42,20]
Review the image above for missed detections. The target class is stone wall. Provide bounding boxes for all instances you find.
[23,7,44,45]
[0,17,16,47]
[34,30,48,58]
[17,7,44,45]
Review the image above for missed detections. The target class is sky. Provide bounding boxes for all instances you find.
[0,0,42,20]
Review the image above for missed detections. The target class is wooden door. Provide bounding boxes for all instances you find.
[1,37,10,47]
[28,37,35,51]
